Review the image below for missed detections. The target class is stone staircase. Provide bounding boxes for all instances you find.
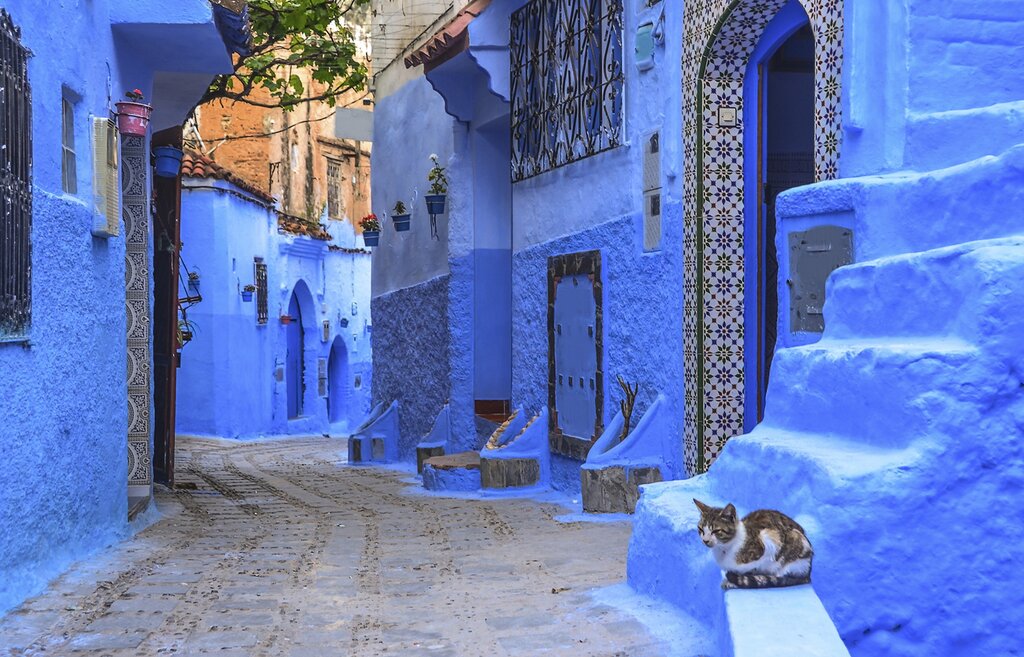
[628,235,1024,657]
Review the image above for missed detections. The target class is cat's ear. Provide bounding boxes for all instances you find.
[693,498,712,515]
[722,503,737,521]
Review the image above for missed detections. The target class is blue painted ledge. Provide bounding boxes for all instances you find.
[725,585,850,657]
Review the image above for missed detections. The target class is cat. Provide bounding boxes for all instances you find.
[693,499,813,590]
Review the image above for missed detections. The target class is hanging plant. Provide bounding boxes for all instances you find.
[241,284,256,302]
[360,213,381,246]
[115,89,153,137]
[391,201,410,232]
[424,154,448,216]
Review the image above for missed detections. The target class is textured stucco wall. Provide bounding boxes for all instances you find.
[0,0,226,615]
[512,207,685,472]
[176,183,373,439]
[371,275,451,460]
[370,77,456,297]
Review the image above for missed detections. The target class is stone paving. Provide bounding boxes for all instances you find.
[0,437,670,656]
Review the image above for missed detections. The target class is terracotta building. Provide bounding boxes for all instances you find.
[190,67,372,226]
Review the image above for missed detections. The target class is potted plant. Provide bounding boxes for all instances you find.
[241,284,256,302]
[280,314,292,324]
[153,145,185,178]
[176,318,197,348]
[425,154,448,215]
[359,213,381,246]
[391,201,411,232]
[115,89,153,137]
[187,271,200,291]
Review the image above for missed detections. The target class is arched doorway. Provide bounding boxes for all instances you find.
[327,336,350,424]
[681,0,844,474]
[286,290,304,418]
[746,7,816,427]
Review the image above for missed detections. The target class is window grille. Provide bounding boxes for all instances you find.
[326,158,342,219]
[61,96,76,194]
[254,259,268,324]
[0,9,32,339]
[510,0,624,182]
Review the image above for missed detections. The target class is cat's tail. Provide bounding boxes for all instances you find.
[726,572,811,589]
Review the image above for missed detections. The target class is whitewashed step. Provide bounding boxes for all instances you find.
[765,338,982,448]
[726,586,850,657]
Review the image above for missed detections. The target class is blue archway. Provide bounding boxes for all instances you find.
[286,279,316,419]
[327,335,350,424]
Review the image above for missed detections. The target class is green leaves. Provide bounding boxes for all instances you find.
[203,0,370,111]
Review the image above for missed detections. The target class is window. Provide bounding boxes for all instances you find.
[254,259,268,324]
[0,9,32,339]
[326,158,342,219]
[510,0,624,182]
[61,96,77,194]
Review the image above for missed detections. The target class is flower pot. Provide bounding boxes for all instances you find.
[188,278,200,291]
[114,101,153,137]
[425,194,446,215]
[362,230,380,247]
[392,213,411,232]
[280,315,292,325]
[241,290,253,302]
[153,146,184,178]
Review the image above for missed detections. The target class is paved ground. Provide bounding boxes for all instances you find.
[0,437,670,656]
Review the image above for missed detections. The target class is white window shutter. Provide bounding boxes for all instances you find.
[91,118,121,238]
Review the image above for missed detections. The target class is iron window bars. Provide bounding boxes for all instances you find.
[255,259,268,324]
[0,9,32,339]
[510,0,624,182]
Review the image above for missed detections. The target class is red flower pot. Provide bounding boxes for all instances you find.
[115,101,153,137]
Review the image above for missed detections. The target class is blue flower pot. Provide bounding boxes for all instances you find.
[153,146,184,178]
[425,194,446,215]
[392,214,411,232]
[362,230,380,246]
[241,290,253,302]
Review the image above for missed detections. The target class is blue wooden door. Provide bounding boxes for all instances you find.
[553,274,598,440]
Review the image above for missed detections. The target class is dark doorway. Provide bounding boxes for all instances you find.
[286,291,304,419]
[151,127,183,487]
[756,20,815,422]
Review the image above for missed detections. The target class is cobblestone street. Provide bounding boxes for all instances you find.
[0,437,667,656]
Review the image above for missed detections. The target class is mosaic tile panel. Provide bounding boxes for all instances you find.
[682,0,844,474]
[122,135,152,489]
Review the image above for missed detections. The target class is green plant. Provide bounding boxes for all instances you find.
[201,0,370,112]
[243,284,257,293]
[427,154,448,195]
[392,201,407,215]
[125,88,145,102]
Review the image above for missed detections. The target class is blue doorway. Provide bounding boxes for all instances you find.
[328,336,349,424]
[286,290,304,419]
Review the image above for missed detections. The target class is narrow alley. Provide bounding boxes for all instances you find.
[0,438,667,657]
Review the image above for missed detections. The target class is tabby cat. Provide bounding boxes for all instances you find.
[693,499,813,590]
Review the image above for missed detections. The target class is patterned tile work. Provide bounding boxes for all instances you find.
[122,135,152,489]
[682,0,844,474]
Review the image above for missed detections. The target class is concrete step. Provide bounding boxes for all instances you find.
[705,427,921,509]
[764,338,982,448]
[824,236,1024,343]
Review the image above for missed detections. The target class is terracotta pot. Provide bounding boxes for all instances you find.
[115,101,153,137]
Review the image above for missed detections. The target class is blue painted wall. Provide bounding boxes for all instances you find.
[0,0,230,616]
[175,180,373,439]
[626,1,1024,656]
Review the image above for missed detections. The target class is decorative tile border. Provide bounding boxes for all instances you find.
[547,250,604,460]
[682,0,844,474]
[123,135,152,491]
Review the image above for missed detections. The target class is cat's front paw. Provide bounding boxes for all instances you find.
[720,579,737,590]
